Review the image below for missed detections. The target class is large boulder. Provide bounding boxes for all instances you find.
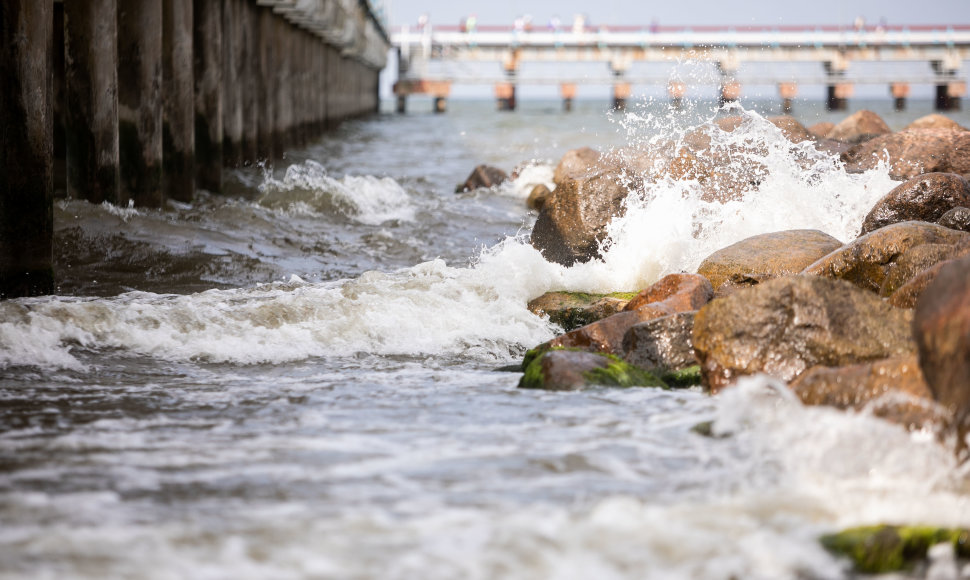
[807,121,835,139]
[879,239,970,297]
[766,115,814,143]
[623,311,698,373]
[552,147,605,184]
[841,129,970,181]
[788,355,945,430]
[692,276,915,393]
[530,167,633,265]
[802,221,968,294]
[527,291,634,332]
[913,255,970,434]
[825,110,891,145]
[859,173,970,235]
[938,206,970,232]
[459,164,507,192]
[696,229,843,292]
[518,349,665,391]
[546,274,712,355]
[904,113,967,132]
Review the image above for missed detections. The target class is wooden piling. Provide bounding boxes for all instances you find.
[256,6,275,161]
[163,0,195,202]
[193,0,223,193]
[222,0,243,166]
[117,0,163,207]
[273,15,291,157]
[1,0,55,298]
[240,0,258,163]
[64,0,120,205]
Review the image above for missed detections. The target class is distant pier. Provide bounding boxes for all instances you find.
[1,0,389,298]
[392,23,970,113]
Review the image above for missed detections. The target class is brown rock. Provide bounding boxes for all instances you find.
[623,311,698,372]
[547,273,712,355]
[879,239,970,297]
[789,355,946,431]
[692,276,915,393]
[859,173,970,235]
[808,122,835,139]
[529,166,635,265]
[767,115,814,143]
[890,259,953,309]
[841,129,970,181]
[552,147,605,184]
[527,183,551,211]
[459,165,507,192]
[904,114,967,132]
[825,110,891,145]
[913,255,970,431]
[528,291,631,332]
[697,230,844,291]
[528,350,615,391]
[938,207,970,232]
[802,221,968,293]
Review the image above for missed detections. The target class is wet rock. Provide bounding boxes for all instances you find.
[904,113,967,132]
[841,128,970,181]
[527,291,635,332]
[546,274,712,355]
[807,121,835,139]
[913,255,970,433]
[552,146,606,184]
[766,115,814,143]
[825,110,891,145]
[518,348,665,391]
[526,183,551,210]
[879,239,970,297]
[458,164,508,192]
[529,166,634,265]
[820,525,970,574]
[697,229,843,292]
[802,221,968,294]
[623,311,698,373]
[938,206,970,232]
[692,276,915,393]
[788,355,946,430]
[859,173,970,235]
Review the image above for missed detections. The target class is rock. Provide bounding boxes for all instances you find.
[859,173,970,235]
[938,206,970,232]
[527,291,635,332]
[788,355,946,430]
[458,164,508,192]
[552,147,605,184]
[546,274,713,355]
[697,230,843,292]
[841,129,970,181]
[802,221,968,294]
[623,311,698,373]
[821,525,970,574]
[518,348,665,391]
[766,115,814,143]
[807,121,835,139]
[692,276,915,393]
[825,110,891,144]
[904,113,967,132]
[529,166,634,265]
[526,183,551,210]
[913,255,970,433]
[879,239,970,297]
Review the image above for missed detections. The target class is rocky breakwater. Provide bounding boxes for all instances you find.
[518,108,970,571]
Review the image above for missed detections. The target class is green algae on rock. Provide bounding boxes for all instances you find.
[518,347,666,391]
[527,290,638,332]
[820,525,970,574]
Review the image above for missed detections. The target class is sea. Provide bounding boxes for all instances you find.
[2,97,970,579]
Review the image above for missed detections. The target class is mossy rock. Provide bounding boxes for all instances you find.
[528,291,638,332]
[659,365,702,388]
[820,525,970,574]
[518,347,667,390]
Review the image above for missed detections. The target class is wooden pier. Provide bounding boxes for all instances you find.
[1,0,389,298]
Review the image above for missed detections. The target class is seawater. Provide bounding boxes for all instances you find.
[2,98,970,579]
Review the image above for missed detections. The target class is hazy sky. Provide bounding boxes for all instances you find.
[387,0,970,28]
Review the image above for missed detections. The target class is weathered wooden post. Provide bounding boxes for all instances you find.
[194,0,223,192]
[240,0,258,163]
[256,5,275,161]
[163,0,194,202]
[64,0,120,205]
[118,0,163,207]
[222,0,243,166]
[1,0,55,298]
[273,16,292,156]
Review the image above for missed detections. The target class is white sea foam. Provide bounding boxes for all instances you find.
[498,161,556,199]
[258,160,416,224]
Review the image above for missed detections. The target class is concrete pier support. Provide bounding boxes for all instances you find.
[668,81,686,108]
[826,83,852,111]
[719,81,741,106]
[64,0,120,205]
[778,82,797,113]
[891,82,910,111]
[496,82,516,111]
[163,0,194,203]
[612,82,631,111]
[1,0,54,298]
[117,0,163,207]
[936,82,965,111]
[193,0,223,193]
[561,83,576,112]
